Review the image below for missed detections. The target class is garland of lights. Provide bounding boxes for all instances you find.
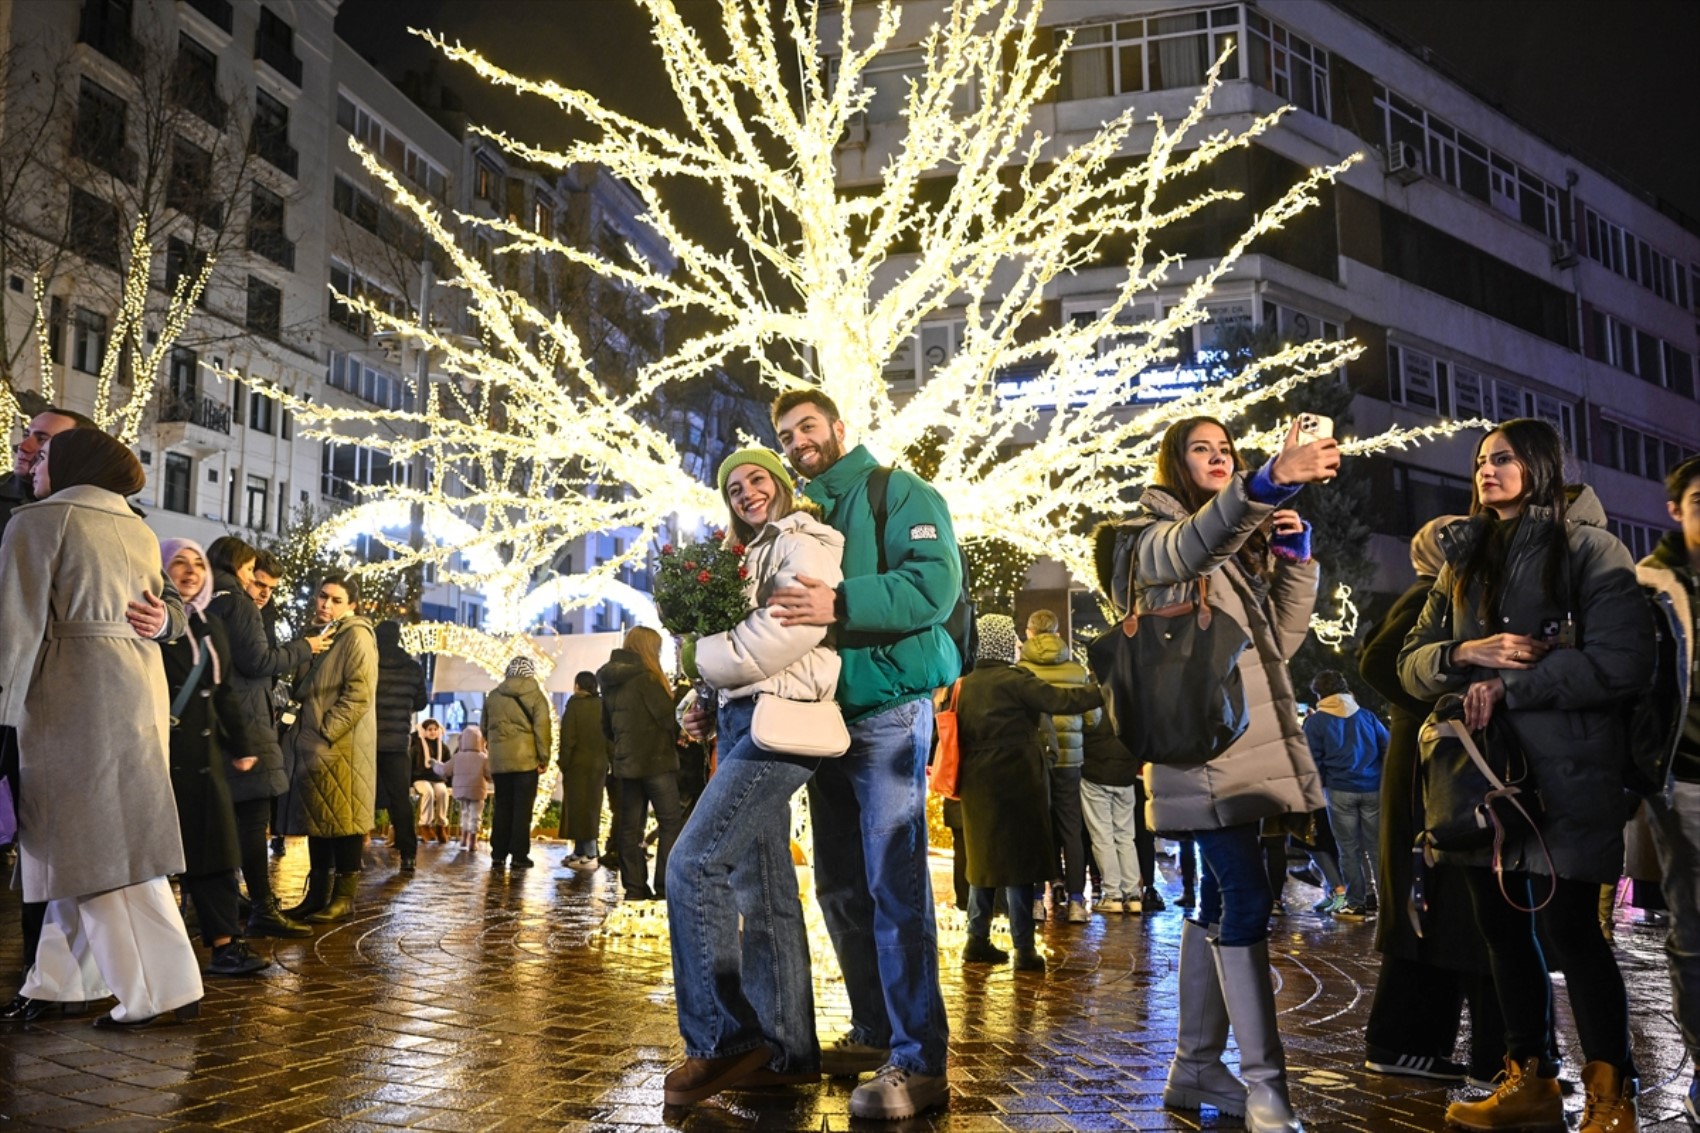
[1308,583,1361,650]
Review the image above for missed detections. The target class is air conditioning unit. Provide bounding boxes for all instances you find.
[1386,141,1422,185]
[1550,239,1579,269]
[838,111,869,150]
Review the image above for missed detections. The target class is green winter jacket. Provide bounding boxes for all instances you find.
[803,445,963,723]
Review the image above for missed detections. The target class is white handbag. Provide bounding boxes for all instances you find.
[749,695,851,758]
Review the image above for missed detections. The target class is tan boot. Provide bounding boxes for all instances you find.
[435,824,449,844]
[1445,1056,1564,1131]
[1579,1061,1638,1133]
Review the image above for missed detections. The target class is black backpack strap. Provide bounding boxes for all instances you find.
[868,466,892,574]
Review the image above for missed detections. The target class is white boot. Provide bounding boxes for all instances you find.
[1214,938,1304,1133]
[1163,920,1247,1117]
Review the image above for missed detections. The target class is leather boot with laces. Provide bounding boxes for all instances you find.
[1578,1061,1638,1133]
[1445,1056,1564,1131]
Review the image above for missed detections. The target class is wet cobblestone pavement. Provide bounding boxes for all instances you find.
[0,839,1690,1131]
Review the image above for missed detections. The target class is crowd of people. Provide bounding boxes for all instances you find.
[0,390,1696,1133]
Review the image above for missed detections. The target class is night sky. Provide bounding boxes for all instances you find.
[333,0,1700,229]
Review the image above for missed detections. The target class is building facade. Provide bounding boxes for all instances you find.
[826,0,1700,607]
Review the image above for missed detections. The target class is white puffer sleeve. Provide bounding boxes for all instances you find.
[697,517,845,691]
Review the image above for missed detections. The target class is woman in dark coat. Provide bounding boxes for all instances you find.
[598,626,681,901]
[955,615,1102,973]
[557,671,608,869]
[1399,419,1652,1129]
[159,540,269,976]
[1357,516,1499,1085]
[203,537,318,938]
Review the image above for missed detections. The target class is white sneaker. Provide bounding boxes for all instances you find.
[1096,898,1125,914]
[1065,899,1088,924]
[1126,896,1143,914]
[849,1062,949,1119]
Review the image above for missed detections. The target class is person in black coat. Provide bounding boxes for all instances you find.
[204,538,318,939]
[373,621,429,870]
[160,540,272,976]
[1358,515,1502,1085]
[955,616,1102,973]
[598,628,681,901]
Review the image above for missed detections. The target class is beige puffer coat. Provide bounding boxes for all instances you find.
[697,510,845,704]
[1103,476,1324,833]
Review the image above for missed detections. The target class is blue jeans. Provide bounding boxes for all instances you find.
[1192,822,1273,946]
[967,884,1036,950]
[1649,781,1700,1065]
[666,697,820,1070]
[808,698,948,1075]
[1326,789,1380,907]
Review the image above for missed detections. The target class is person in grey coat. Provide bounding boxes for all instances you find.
[278,573,378,925]
[203,536,320,939]
[1399,419,1652,1130]
[1100,415,1337,1133]
[482,656,553,872]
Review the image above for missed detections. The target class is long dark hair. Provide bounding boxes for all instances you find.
[1453,418,1570,618]
[1152,415,1270,577]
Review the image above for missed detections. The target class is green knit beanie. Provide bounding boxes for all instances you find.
[716,447,792,498]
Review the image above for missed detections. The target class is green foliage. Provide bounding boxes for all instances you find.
[653,533,749,637]
[260,502,418,633]
[965,538,1036,617]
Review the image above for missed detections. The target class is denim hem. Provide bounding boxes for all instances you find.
[683,1038,769,1061]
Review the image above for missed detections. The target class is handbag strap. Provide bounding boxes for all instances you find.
[1121,573,1212,638]
[170,643,211,725]
[1447,720,1557,913]
[946,679,962,712]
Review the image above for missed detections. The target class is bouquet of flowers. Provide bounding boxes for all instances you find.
[653,531,750,638]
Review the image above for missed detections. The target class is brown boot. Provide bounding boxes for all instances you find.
[435,825,449,844]
[662,1047,768,1105]
[1445,1056,1564,1131]
[1579,1061,1638,1133]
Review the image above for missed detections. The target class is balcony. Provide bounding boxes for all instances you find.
[248,227,295,271]
[78,5,142,72]
[250,131,298,178]
[155,388,230,454]
[254,37,302,87]
[70,126,138,184]
[178,0,232,34]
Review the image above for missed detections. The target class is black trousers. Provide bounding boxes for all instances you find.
[233,798,273,908]
[1132,779,1156,892]
[1048,764,1086,896]
[1366,954,1505,1074]
[375,749,417,859]
[1463,868,1633,1073]
[307,834,364,873]
[489,770,539,865]
[180,872,241,946]
[616,773,682,898]
[1,727,45,975]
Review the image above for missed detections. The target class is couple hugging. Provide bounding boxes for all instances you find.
[662,390,960,1121]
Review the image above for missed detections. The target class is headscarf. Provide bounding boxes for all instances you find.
[45,428,145,497]
[159,537,212,613]
[505,656,537,680]
[158,536,220,682]
[976,614,1018,663]
[1410,515,1466,581]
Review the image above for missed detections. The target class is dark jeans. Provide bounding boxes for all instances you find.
[1192,822,1273,946]
[968,884,1036,951]
[490,770,540,865]
[617,773,682,897]
[1366,953,1505,1075]
[375,749,417,859]
[1463,868,1632,1074]
[233,798,274,908]
[307,834,363,873]
[1133,779,1156,893]
[1048,764,1086,896]
[180,872,241,946]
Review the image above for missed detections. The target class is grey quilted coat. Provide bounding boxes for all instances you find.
[1397,487,1652,884]
[1102,475,1324,833]
[278,616,378,837]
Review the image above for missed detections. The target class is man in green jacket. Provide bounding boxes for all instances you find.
[768,390,960,1121]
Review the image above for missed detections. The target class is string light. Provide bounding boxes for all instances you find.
[1309,583,1360,649]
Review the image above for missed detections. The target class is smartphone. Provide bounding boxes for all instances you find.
[1295,413,1335,446]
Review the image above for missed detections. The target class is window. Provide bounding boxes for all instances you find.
[254,6,302,86]
[1386,464,1474,537]
[162,452,193,513]
[248,389,274,434]
[327,264,366,336]
[167,139,220,229]
[245,475,268,529]
[1374,83,1563,240]
[884,318,965,389]
[247,185,293,269]
[245,275,281,338]
[68,188,121,269]
[47,296,65,364]
[251,89,297,177]
[327,351,412,409]
[172,34,224,129]
[1583,207,1689,309]
[321,442,409,501]
[165,237,209,305]
[332,176,380,233]
[1593,416,1683,482]
[841,48,976,124]
[474,159,500,201]
[1587,307,1694,396]
[72,307,107,374]
[533,195,553,238]
[1390,344,1441,411]
[334,91,448,199]
[78,0,139,71]
[1245,11,1329,117]
[72,78,135,182]
[167,347,197,401]
[1058,7,1243,101]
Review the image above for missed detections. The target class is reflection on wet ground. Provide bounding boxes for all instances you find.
[0,838,1689,1130]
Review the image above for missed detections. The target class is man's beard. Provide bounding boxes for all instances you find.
[790,433,844,479]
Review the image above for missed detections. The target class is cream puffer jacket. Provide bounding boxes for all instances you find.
[696,510,845,704]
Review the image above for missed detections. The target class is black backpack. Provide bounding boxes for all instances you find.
[867,467,977,677]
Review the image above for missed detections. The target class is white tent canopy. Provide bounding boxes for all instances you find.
[428,632,628,695]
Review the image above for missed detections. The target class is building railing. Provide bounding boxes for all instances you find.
[180,0,233,33]
[254,36,302,86]
[157,388,231,435]
[250,131,299,178]
[78,3,141,71]
[248,227,295,270]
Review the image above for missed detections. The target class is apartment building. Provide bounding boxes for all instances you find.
[825,0,1700,601]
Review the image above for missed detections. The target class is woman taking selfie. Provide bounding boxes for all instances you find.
[278,573,377,925]
[663,447,844,1106]
[1399,419,1650,1132]
[1100,415,1338,1133]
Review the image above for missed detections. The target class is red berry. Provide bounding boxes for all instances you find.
[697,570,711,583]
